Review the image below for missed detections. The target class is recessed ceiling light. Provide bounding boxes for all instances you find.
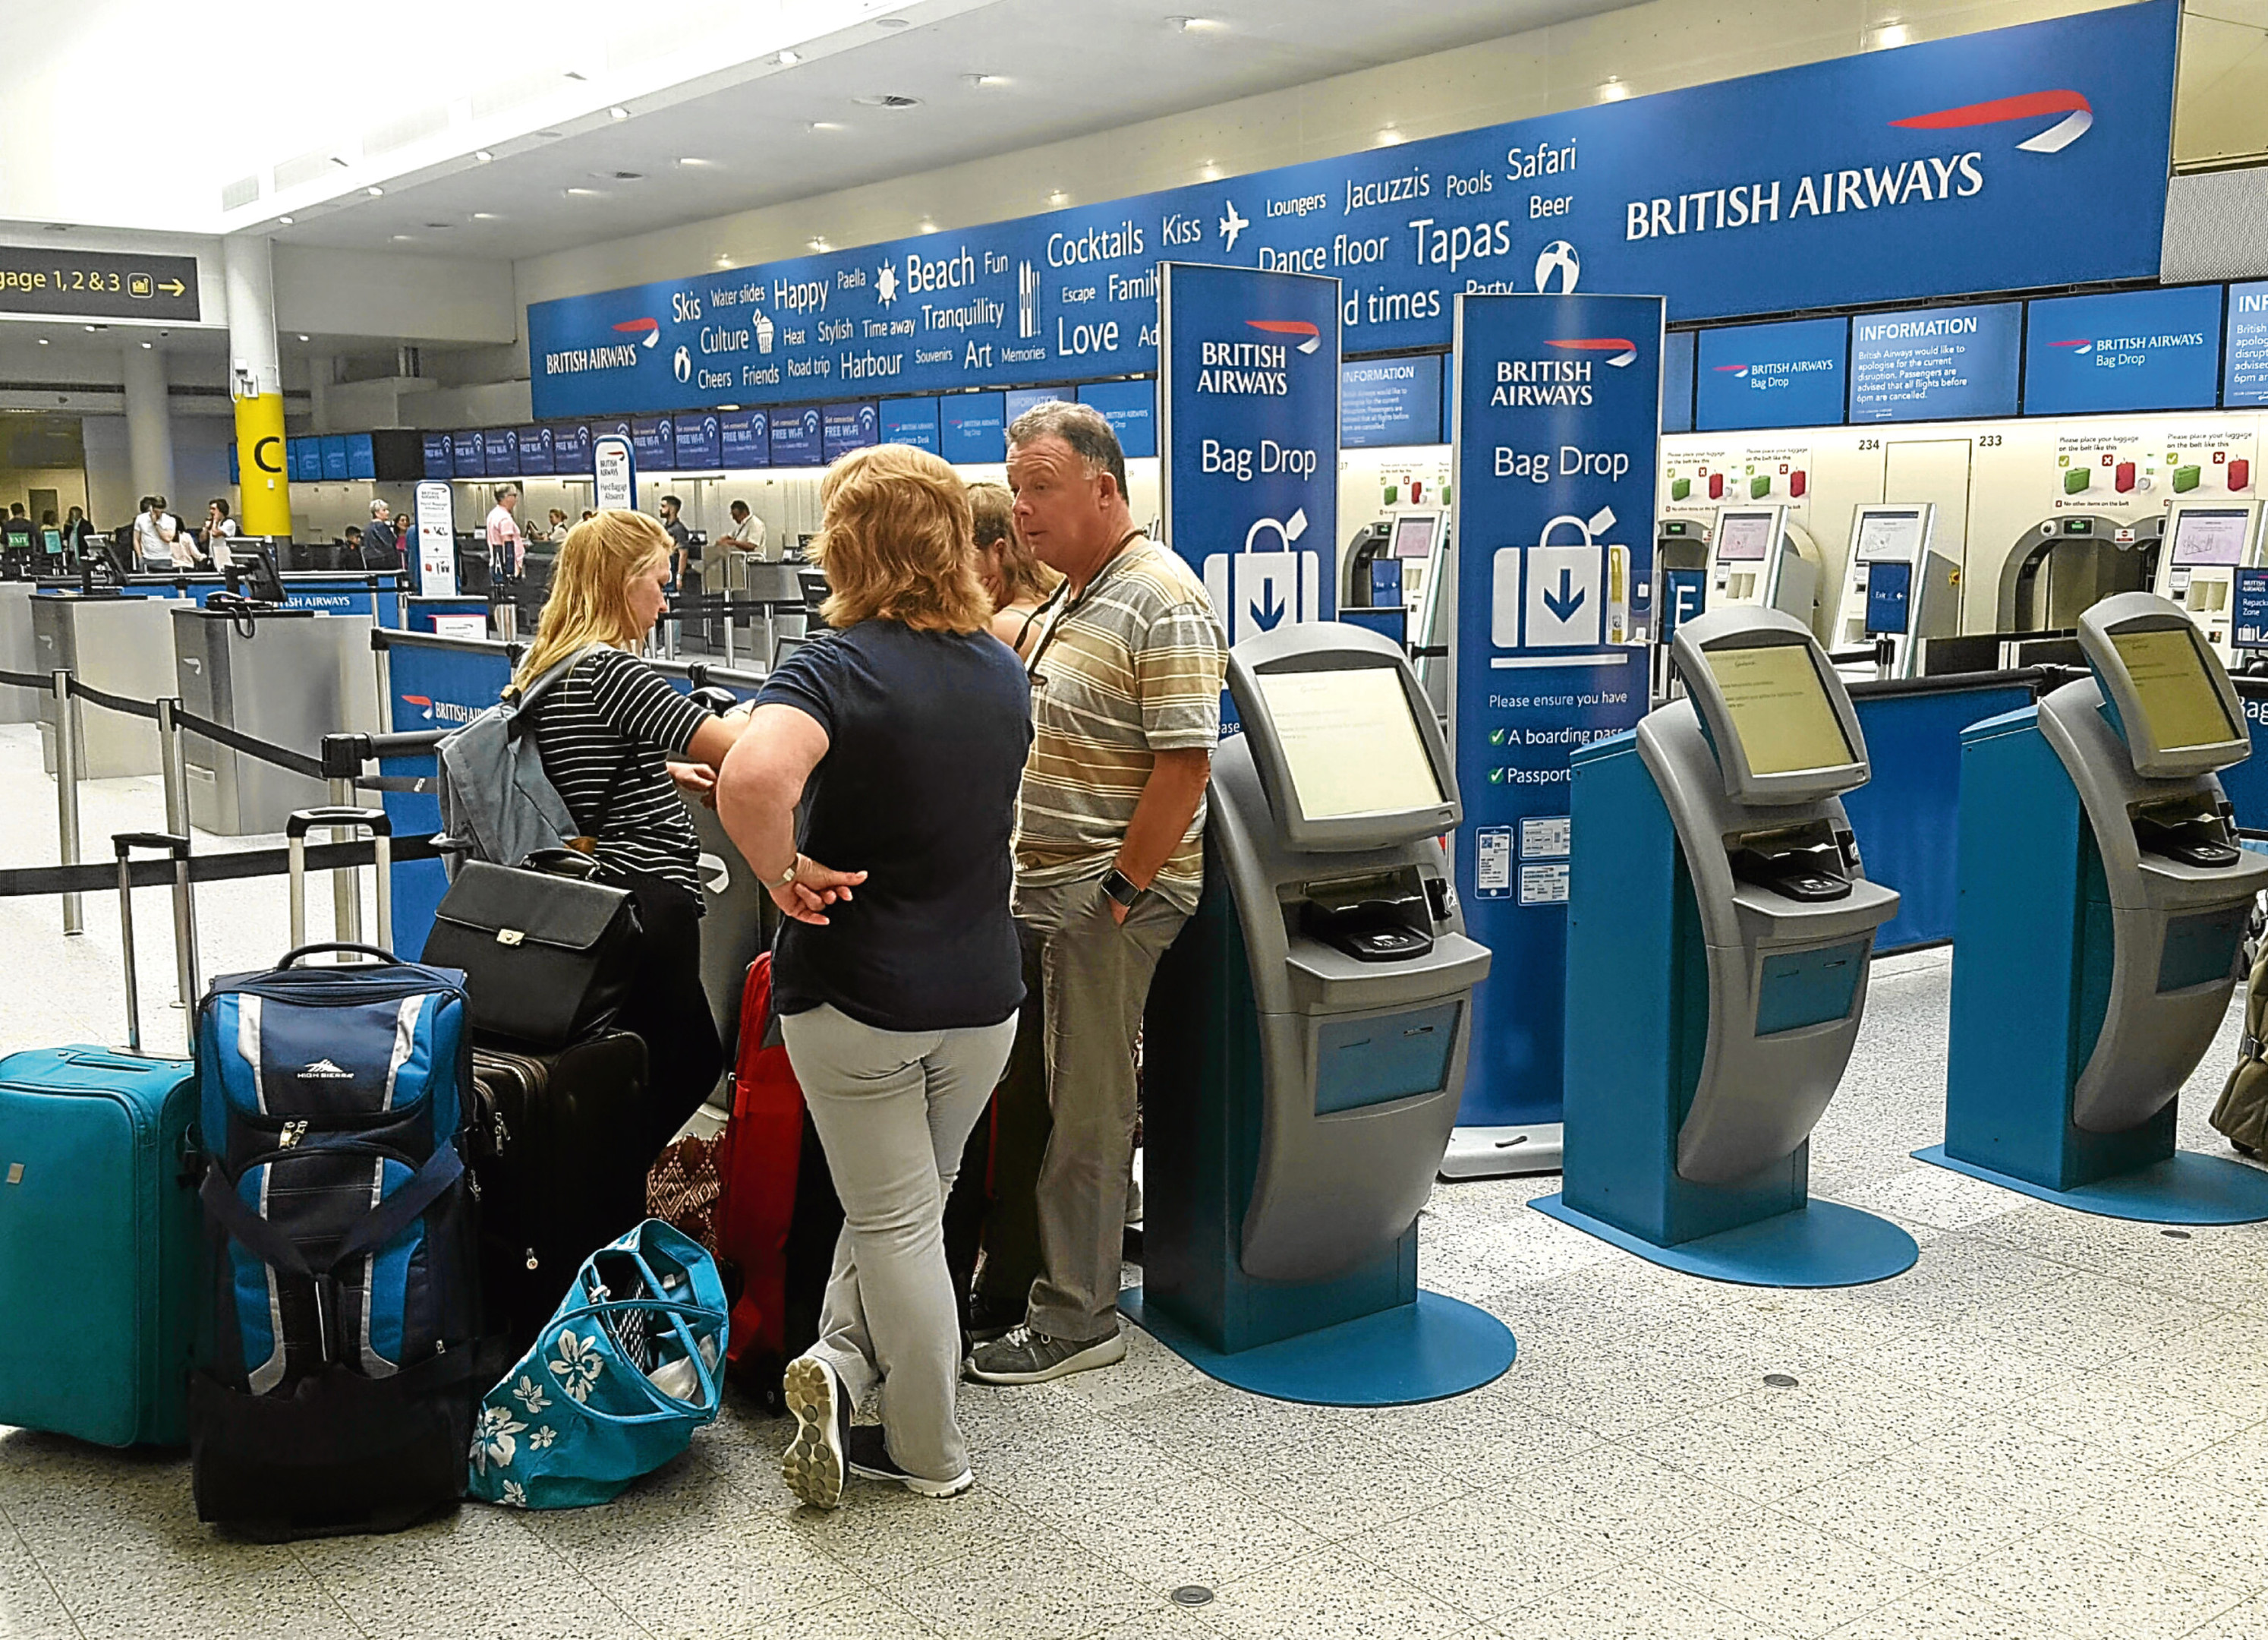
[776,49,802,65]
[607,105,629,119]
[1375,127,1404,147]
[808,121,844,132]
[140,341,153,349]
[1872,20,1909,46]
[474,149,494,162]
[716,254,732,266]
[277,215,295,225]
[392,234,414,241]
[1047,190,1069,205]
[471,212,501,220]
[852,94,921,109]
[83,324,97,333]
[297,333,310,342]
[719,404,741,412]
[1199,161,1222,180]
[1598,77,1630,101]
[808,237,830,251]
[676,156,713,167]
[565,187,603,197]
[36,339,47,345]
[1167,15,1222,30]
[963,73,1008,87]
[919,219,938,233]
[365,185,384,197]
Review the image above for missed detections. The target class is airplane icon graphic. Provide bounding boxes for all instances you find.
[1219,200,1249,251]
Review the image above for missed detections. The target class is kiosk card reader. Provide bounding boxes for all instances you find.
[1930,593,2268,1222]
[1536,607,1916,1284]
[1134,622,1512,1401]
[1830,505,1958,680]
[2153,500,2263,667]
[1709,503,1824,638]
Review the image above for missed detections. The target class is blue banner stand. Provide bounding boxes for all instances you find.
[1119,1289,1514,1408]
[1914,1144,2268,1225]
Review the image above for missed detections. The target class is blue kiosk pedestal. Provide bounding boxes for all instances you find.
[1924,592,2268,1225]
[1535,608,1918,1287]
[1130,624,1514,1406]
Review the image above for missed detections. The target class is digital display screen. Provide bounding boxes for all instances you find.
[2170,508,2251,568]
[1661,330,1696,435]
[1254,666,1443,820]
[1389,514,1438,560]
[1695,317,1848,432]
[2109,626,2241,750]
[1702,641,1856,777]
[2024,285,2223,417]
[1340,355,1442,449]
[1076,380,1158,459]
[1848,301,2021,424]
[1854,509,1925,563]
[1716,512,1774,562]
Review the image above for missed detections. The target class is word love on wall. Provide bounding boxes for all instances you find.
[528,2,2174,423]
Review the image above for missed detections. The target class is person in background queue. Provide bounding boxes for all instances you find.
[720,499,767,560]
[512,510,754,1162]
[204,499,238,570]
[134,496,184,571]
[487,484,524,582]
[969,481,1061,661]
[717,444,1031,1509]
[362,500,400,570]
[965,402,1224,1387]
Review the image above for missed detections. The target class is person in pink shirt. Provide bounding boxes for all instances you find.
[485,484,524,582]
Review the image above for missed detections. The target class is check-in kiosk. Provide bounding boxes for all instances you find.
[1930,592,2268,1222]
[2153,501,2264,668]
[1999,514,2164,634]
[1830,505,1958,680]
[1709,504,1824,637]
[1134,622,1512,1402]
[1538,607,1916,1283]
[171,607,380,834]
[33,590,184,778]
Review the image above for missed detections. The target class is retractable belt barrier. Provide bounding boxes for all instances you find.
[0,832,443,902]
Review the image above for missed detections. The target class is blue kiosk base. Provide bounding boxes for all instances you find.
[1915,1144,2268,1225]
[1119,1288,1516,1408]
[1529,1195,1920,1288]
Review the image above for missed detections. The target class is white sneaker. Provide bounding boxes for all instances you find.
[781,1355,848,1509]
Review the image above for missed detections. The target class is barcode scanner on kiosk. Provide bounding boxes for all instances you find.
[1933,591,2268,1217]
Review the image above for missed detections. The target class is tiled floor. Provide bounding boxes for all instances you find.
[5,727,2268,1638]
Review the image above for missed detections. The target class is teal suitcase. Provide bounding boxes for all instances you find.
[0,836,201,1446]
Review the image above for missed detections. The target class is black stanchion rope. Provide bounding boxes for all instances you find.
[0,833,443,902]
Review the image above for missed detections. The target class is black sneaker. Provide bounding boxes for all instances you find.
[965,1323,1127,1385]
[780,1355,849,1509]
[846,1424,974,1499]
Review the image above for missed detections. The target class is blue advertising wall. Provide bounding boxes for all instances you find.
[2025,285,2226,415]
[1452,292,1662,1131]
[1158,263,1339,660]
[528,3,2174,423]
[1696,317,1850,430]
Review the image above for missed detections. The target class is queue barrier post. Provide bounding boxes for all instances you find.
[327,777,364,947]
[52,670,81,936]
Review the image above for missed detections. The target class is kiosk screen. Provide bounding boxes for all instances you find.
[1389,514,1438,559]
[1716,512,1773,562]
[2169,509,2251,568]
[2108,626,2241,749]
[1702,642,1856,777]
[1854,509,1924,563]
[1255,666,1443,819]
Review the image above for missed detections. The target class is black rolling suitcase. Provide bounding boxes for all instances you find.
[468,1031,652,1360]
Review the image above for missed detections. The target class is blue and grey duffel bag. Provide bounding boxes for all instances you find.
[191,931,488,1541]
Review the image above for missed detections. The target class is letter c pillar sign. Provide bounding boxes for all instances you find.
[236,393,290,536]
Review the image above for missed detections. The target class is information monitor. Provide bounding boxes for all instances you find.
[1715,511,1775,562]
[2169,507,2252,568]
[1853,509,1926,563]
[1389,512,1439,560]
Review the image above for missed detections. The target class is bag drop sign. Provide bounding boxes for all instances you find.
[1159,262,1340,668]
[1452,292,1662,1132]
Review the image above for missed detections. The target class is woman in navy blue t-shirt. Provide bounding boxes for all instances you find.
[717,443,1030,1509]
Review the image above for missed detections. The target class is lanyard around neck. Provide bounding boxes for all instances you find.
[1025,529,1144,680]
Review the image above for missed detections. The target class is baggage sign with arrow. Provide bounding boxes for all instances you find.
[0,246,201,323]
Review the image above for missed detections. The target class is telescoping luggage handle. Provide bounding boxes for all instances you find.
[285,807,393,960]
[113,831,194,1056]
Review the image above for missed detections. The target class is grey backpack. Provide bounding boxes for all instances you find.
[433,643,612,872]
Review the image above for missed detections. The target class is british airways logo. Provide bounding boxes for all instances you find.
[1547,337,1637,368]
[401,694,479,725]
[1245,318,1321,355]
[1624,84,2091,242]
[543,316,659,377]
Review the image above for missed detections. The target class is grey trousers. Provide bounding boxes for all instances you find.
[782,1004,1019,1484]
[1016,875,1189,1343]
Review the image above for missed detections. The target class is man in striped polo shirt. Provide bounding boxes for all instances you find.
[968,401,1227,1386]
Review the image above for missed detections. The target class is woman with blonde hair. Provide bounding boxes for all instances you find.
[512,509,751,1159]
[717,444,1031,1510]
[968,480,1061,658]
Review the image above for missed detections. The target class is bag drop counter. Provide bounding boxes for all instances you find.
[0,582,42,723]
[33,591,184,778]
[1141,623,1492,1358]
[171,608,381,834]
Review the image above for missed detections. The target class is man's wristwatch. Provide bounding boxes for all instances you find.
[1101,868,1142,910]
[767,855,801,891]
